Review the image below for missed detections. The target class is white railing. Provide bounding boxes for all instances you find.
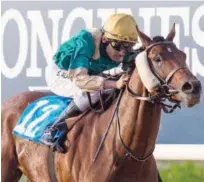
[154,144,204,161]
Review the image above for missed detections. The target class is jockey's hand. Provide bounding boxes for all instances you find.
[116,73,130,89]
[112,71,126,77]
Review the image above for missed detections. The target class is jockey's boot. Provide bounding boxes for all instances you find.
[40,101,82,153]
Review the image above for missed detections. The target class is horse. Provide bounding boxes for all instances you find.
[1,25,201,182]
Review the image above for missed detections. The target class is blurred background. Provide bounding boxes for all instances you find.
[1,1,204,181]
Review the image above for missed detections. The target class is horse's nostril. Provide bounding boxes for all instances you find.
[182,81,201,94]
[182,82,193,93]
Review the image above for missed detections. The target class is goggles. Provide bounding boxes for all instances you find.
[108,39,135,52]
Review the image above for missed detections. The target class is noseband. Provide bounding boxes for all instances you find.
[127,41,186,113]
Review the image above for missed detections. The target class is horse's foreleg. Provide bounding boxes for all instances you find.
[17,141,53,182]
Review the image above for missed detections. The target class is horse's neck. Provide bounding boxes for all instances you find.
[117,69,161,158]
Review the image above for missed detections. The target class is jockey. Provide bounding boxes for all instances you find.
[40,13,139,153]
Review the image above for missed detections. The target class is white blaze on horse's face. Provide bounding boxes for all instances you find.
[167,47,172,52]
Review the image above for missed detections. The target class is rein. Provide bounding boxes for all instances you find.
[93,41,184,162]
[126,83,181,114]
[93,88,155,162]
[116,100,155,162]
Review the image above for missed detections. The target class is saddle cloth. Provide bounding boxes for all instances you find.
[12,95,72,144]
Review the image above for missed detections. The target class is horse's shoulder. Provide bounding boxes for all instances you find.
[67,102,116,138]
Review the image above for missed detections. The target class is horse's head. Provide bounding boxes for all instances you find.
[135,24,201,108]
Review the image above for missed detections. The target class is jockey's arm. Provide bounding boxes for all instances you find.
[71,68,128,91]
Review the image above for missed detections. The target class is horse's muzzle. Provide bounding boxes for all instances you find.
[179,80,202,107]
[181,80,202,95]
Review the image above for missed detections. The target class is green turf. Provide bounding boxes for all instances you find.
[159,161,204,182]
[19,161,204,182]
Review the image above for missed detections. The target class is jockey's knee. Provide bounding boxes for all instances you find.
[74,89,115,112]
[73,91,102,112]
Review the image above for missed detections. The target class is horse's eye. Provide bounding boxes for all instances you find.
[153,55,162,62]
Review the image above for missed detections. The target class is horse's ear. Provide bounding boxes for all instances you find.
[136,26,152,48]
[166,23,176,41]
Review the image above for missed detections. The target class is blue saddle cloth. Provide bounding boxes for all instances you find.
[12,95,72,144]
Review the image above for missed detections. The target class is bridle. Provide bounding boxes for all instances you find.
[93,41,187,163]
[127,41,187,113]
[116,41,187,162]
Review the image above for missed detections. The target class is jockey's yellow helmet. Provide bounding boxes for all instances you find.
[102,13,138,43]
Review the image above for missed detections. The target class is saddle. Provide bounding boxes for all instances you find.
[86,89,119,113]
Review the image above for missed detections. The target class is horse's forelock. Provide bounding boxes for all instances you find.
[152,36,165,43]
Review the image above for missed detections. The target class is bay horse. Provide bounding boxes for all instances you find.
[1,25,201,182]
